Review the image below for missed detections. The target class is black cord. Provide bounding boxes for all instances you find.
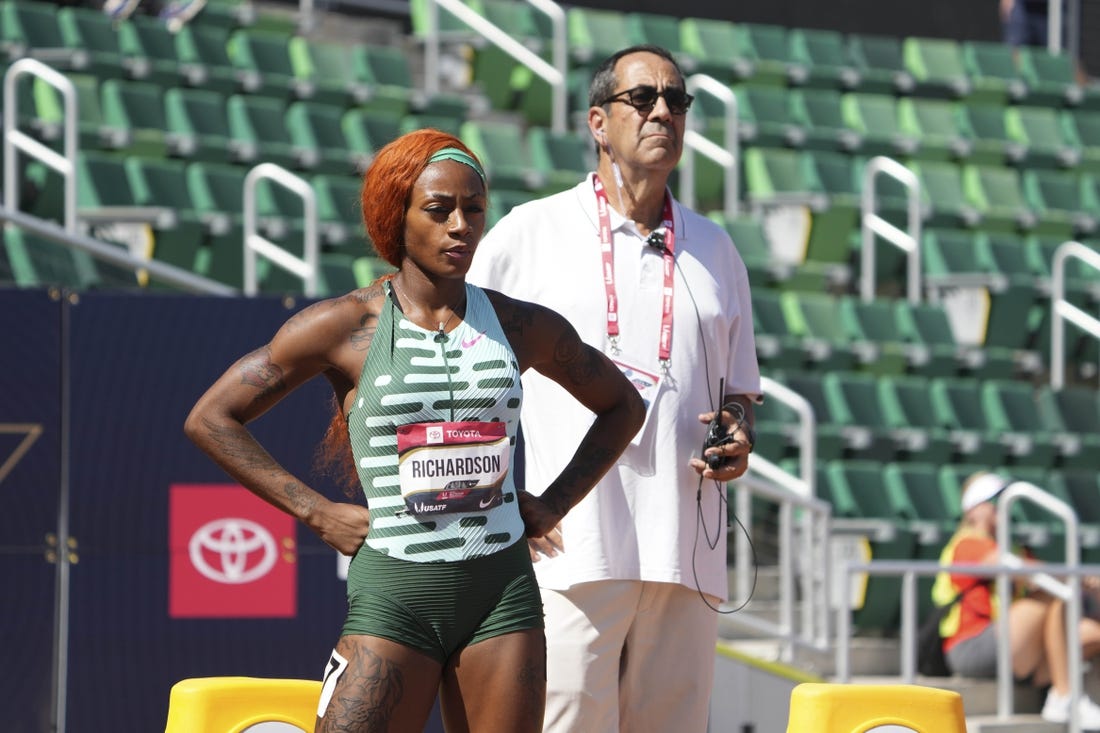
[655,241,758,615]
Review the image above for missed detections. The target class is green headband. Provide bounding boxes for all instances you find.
[428,147,486,182]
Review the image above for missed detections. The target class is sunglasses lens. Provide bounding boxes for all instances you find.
[628,87,660,108]
[665,89,691,113]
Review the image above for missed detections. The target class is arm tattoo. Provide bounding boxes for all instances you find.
[544,445,616,516]
[199,416,281,473]
[350,312,378,352]
[322,646,403,733]
[238,346,287,403]
[553,330,603,386]
[498,301,536,342]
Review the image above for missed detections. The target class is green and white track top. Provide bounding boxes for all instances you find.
[347,281,525,563]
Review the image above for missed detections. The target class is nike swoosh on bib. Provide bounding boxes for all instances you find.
[462,333,486,349]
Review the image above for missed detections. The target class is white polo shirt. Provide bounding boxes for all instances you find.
[467,174,761,600]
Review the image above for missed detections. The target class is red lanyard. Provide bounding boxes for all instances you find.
[593,175,676,371]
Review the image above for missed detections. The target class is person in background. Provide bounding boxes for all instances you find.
[467,44,761,733]
[101,0,206,31]
[934,471,1100,725]
[185,128,645,732]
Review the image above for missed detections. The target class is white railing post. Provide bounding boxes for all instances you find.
[4,58,78,234]
[243,164,319,298]
[424,0,567,133]
[682,74,739,220]
[861,156,922,304]
[1050,241,1100,390]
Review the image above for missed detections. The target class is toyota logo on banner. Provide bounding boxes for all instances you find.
[169,484,297,618]
[189,517,278,584]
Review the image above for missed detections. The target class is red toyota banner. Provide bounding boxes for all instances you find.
[169,484,297,618]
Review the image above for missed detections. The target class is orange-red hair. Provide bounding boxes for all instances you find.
[361,128,483,267]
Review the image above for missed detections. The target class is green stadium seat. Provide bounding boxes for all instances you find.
[481,0,548,47]
[960,40,1029,104]
[959,101,1026,166]
[910,160,981,229]
[789,28,861,91]
[679,17,755,84]
[226,28,312,99]
[57,6,135,80]
[1006,104,1083,169]
[1037,386,1100,470]
[566,6,632,66]
[486,188,532,228]
[313,173,364,247]
[164,86,256,164]
[76,150,141,210]
[117,15,202,89]
[227,94,312,170]
[840,92,919,158]
[709,214,792,286]
[878,374,998,464]
[836,297,919,376]
[178,24,262,94]
[31,73,130,153]
[408,0,484,41]
[287,36,372,107]
[846,32,914,95]
[527,126,593,195]
[929,376,1013,465]
[899,298,1003,377]
[1019,45,1084,107]
[1,0,88,72]
[779,291,860,371]
[1020,168,1098,237]
[739,22,809,86]
[459,119,544,192]
[768,372,848,460]
[821,459,917,632]
[983,379,1072,469]
[901,36,971,99]
[99,78,177,158]
[824,370,932,460]
[2,225,105,289]
[1062,108,1100,173]
[750,288,809,371]
[792,88,863,152]
[961,163,1045,235]
[733,85,808,149]
[354,43,454,117]
[626,12,697,73]
[896,97,972,162]
[883,460,960,616]
[285,101,367,176]
[342,108,403,163]
[742,147,826,207]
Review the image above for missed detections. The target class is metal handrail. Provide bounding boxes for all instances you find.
[424,0,567,133]
[243,164,319,298]
[725,375,826,660]
[4,58,78,234]
[680,74,739,220]
[0,206,237,295]
[1050,241,1100,390]
[860,156,922,305]
[836,482,1084,732]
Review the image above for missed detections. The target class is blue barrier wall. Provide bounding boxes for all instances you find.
[1,288,446,732]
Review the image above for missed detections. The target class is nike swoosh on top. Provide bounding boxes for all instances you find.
[479,496,497,508]
[462,333,486,349]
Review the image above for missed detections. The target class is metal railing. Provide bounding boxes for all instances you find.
[836,482,1087,733]
[726,376,829,662]
[243,164,319,298]
[1050,241,1100,390]
[680,74,739,221]
[860,156,922,305]
[4,58,78,234]
[423,0,567,133]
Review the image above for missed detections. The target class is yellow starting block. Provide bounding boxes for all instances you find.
[785,682,967,733]
[164,676,322,733]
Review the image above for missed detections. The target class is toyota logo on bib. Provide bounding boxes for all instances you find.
[189,517,277,584]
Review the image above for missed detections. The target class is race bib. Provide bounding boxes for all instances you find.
[396,421,510,516]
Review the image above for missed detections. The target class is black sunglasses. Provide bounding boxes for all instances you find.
[598,85,694,115]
